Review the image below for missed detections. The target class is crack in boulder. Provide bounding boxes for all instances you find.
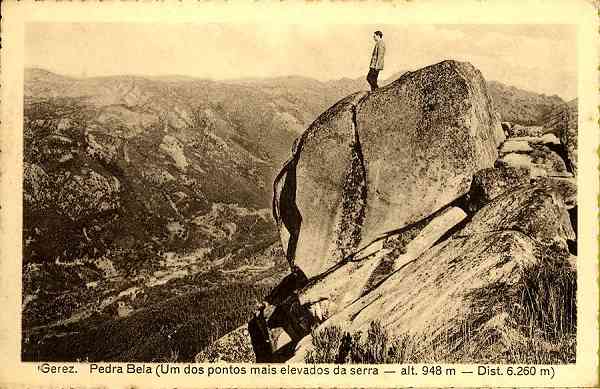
[272,92,369,273]
[332,101,369,261]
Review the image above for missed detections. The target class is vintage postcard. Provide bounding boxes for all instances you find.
[0,0,598,388]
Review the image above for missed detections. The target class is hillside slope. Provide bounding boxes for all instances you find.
[486,80,565,125]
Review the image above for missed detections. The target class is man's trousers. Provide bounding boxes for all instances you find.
[367,68,380,91]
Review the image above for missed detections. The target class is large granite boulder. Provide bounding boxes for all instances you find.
[273,92,368,277]
[273,60,501,279]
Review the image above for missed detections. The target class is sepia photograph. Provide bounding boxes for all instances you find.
[1,1,598,388]
[21,22,579,365]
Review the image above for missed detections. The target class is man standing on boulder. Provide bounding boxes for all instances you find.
[367,30,385,91]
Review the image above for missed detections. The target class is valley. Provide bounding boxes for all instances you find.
[21,67,572,362]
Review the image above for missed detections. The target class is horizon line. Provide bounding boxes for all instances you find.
[24,66,572,101]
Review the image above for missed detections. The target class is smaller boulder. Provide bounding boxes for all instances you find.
[498,153,533,169]
[507,136,543,144]
[467,166,530,212]
[540,133,561,145]
[499,140,533,154]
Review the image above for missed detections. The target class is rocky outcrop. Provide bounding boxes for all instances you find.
[460,184,575,247]
[543,99,578,174]
[273,60,501,280]
[497,123,574,179]
[24,163,53,212]
[24,162,121,221]
[56,170,121,221]
[289,182,574,362]
[253,61,577,364]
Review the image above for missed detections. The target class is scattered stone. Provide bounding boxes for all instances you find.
[507,124,544,138]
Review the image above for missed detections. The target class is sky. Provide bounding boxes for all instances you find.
[25,23,577,100]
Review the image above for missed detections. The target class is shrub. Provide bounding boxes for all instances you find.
[454,241,576,364]
[305,321,420,364]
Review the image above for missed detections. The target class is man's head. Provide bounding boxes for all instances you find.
[373,30,383,42]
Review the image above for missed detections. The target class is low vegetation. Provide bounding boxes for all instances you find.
[305,244,576,364]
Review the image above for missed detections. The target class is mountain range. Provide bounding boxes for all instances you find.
[21,67,572,362]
